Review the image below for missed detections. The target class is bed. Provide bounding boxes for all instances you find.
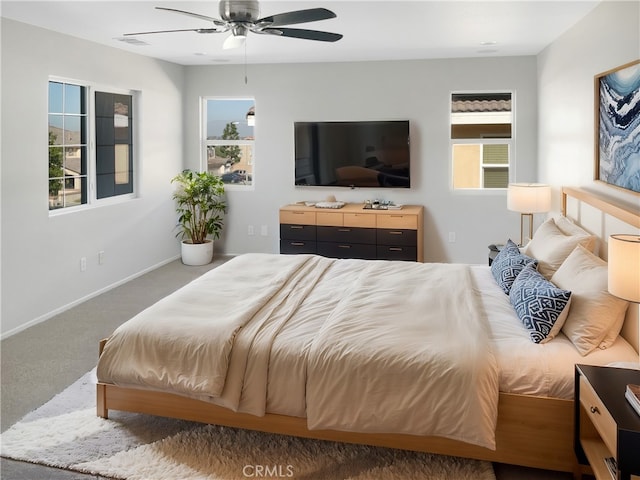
[96,186,640,473]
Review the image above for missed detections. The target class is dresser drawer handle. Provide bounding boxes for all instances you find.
[589,405,600,415]
[389,247,403,251]
[388,231,403,235]
[291,242,305,246]
[338,228,351,232]
[338,245,351,249]
[289,225,304,229]
[292,211,305,215]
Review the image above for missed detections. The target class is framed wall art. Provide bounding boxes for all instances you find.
[594,59,640,195]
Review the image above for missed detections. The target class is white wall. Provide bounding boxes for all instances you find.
[184,56,538,264]
[0,19,544,338]
[1,19,184,337]
[538,0,640,212]
[538,1,640,355]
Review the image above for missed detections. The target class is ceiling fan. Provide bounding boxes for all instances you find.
[125,0,343,50]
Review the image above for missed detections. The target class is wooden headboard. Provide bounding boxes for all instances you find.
[561,186,640,355]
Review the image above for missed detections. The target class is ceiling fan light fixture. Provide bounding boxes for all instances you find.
[223,26,248,49]
[232,24,249,38]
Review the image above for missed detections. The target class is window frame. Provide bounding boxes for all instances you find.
[201,97,255,191]
[449,91,514,192]
[48,76,139,216]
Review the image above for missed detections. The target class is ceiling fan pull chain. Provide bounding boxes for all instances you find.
[244,41,248,85]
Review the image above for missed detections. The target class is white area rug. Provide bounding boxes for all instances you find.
[1,370,496,480]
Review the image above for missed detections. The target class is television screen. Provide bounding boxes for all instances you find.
[294,120,410,188]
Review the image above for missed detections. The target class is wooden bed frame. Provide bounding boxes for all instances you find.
[96,186,639,474]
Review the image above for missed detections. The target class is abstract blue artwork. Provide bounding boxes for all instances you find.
[596,60,640,194]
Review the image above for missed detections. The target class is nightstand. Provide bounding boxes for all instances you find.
[574,364,640,480]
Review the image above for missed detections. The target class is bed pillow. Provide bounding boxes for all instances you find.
[553,215,599,254]
[525,218,595,279]
[509,264,572,344]
[552,245,629,356]
[490,239,538,294]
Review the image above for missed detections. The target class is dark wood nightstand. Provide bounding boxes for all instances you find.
[574,364,640,480]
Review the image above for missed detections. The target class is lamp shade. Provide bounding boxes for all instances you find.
[608,234,640,303]
[507,183,551,213]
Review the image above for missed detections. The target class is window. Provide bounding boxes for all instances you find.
[48,81,87,209]
[95,92,134,199]
[48,79,136,212]
[203,98,255,187]
[450,92,512,190]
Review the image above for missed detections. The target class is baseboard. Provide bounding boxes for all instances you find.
[0,255,181,340]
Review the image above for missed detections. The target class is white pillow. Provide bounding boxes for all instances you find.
[526,218,594,279]
[553,215,599,254]
[552,245,629,356]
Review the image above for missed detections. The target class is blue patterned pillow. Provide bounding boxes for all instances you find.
[491,239,538,294]
[509,264,572,344]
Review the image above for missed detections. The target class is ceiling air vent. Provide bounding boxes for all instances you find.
[114,37,149,46]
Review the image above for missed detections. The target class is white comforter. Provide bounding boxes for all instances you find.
[97,253,499,449]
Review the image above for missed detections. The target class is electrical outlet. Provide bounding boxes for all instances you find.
[260,225,268,236]
[248,225,255,236]
[80,257,87,271]
[98,251,105,265]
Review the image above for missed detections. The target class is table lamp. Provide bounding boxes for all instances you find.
[608,234,640,366]
[608,234,640,302]
[507,183,551,245]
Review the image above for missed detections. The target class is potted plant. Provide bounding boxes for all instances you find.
[171,169,226,265]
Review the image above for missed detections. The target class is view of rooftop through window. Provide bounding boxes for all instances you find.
[450,92,513,190]
[205,98,255,186]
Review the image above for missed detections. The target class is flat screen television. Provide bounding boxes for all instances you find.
[294,120,410,188]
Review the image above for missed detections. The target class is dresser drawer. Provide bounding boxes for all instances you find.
[579,375,617,456]
[317,242,376,260]
[280,239,317,254]
[344,213,376,228]
[280,224,316,241]
[377,228,417,246]
[317,226,376,244]
[316,211,344,226]
[377,245,417,261]
[280,210,316,225]
[376,213,418,230]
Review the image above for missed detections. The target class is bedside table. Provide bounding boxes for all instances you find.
[574,364,640,480]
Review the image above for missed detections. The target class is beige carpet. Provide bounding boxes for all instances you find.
[1,370,496,480]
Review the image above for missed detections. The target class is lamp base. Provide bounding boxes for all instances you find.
[519,213,534,246]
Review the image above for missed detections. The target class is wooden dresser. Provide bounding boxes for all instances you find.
[279,203,424,262]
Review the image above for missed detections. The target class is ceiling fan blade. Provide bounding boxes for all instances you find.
[257,8,336,27]
[155,7,227,27]
[124,28,220,36]
[261,27,343,42]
